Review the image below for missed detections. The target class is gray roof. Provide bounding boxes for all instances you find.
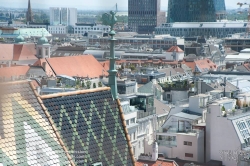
[173,112,201,120]
[27,66,46,77]
[154,99,170,116]
[158,67,177,76]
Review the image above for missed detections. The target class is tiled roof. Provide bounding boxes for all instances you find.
[0,44,37,61]
[0,44,14,61]
[12,44,37,61]
[41,88,135,166]
[135,159,177,166]
[0,66,30,80]
[45,55,108,78]
[0,81,72,165]
[154,99,170,115]
[100,60,110,71]
[33,58,55,77]
[167,46,184,53]
[182,59,217,72]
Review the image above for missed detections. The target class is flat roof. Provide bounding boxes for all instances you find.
[172,112,201,120]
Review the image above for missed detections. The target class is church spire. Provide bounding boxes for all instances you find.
[26,0,33,23]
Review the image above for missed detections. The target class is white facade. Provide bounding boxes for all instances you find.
[157,112,204,163]
[68,8,77,26]
[206,98,241,166]
[50,7,77,26]
[73,25,110,36]
[36,44,50,59]
[121,100,157,160]
[48,26,67,34]
[155,22,247,38]
[9,24,47,29]
[50,7,60,26]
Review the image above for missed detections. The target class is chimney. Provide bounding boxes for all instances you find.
[152,141,158,161]
[42,62,46,72]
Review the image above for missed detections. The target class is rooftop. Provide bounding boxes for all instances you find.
[45,55,108,78]
[135,158,178,166]
[172,112,201,120]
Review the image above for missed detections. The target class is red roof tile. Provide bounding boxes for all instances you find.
[0,66,30,79]
[0,44,14,61]
[167,46,184,53]
[182,59,217,72]
[100,60,110,71]
[45,55,108,78]
[33,59,54,77]
[135,159,177,166]
[13,44,37,61]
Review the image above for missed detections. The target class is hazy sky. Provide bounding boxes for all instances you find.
[0,0,248,10]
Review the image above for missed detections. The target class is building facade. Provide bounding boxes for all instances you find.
[73,25,110,36]
[167,0,226,23]
[50,7,77,26]
[155,22,247,38]
[48,25,67,34]
[128,0,165,34]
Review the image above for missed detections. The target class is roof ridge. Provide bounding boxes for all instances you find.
[116,99,136,165]
[40,87,111,99]
[0,80,29,85]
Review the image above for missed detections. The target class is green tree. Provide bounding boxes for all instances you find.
[130,65,135,71]
[86,81,91,89]
[93,83,96,88]
[98,82,102,87]
[82,81,85,88]
[221,106,225,111]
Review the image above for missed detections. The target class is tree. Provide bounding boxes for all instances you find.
[82,81,85,88]
[86,81,91,89]
[93,83,96,88]
[98,82,102,87]
[221,106,226,111]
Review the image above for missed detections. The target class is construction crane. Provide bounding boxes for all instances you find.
[237,2,250,36]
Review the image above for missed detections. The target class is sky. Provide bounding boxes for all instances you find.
[0,0,248,10]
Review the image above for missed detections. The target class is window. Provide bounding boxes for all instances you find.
[184,141,192,146]
[185,153,193,158]
[126,120,130,126]
[131,118,135,124]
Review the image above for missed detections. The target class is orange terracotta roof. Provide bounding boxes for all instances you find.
[33,59,55,77]
[167,46,184,53]
[0,66,30,79]
[100,60,110,71]
[31,79,40,88]
[135,159,177,166]
[13,44,37,61]
[0,44,14,61]
[182,59,217,72]
[46,55,108,78]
